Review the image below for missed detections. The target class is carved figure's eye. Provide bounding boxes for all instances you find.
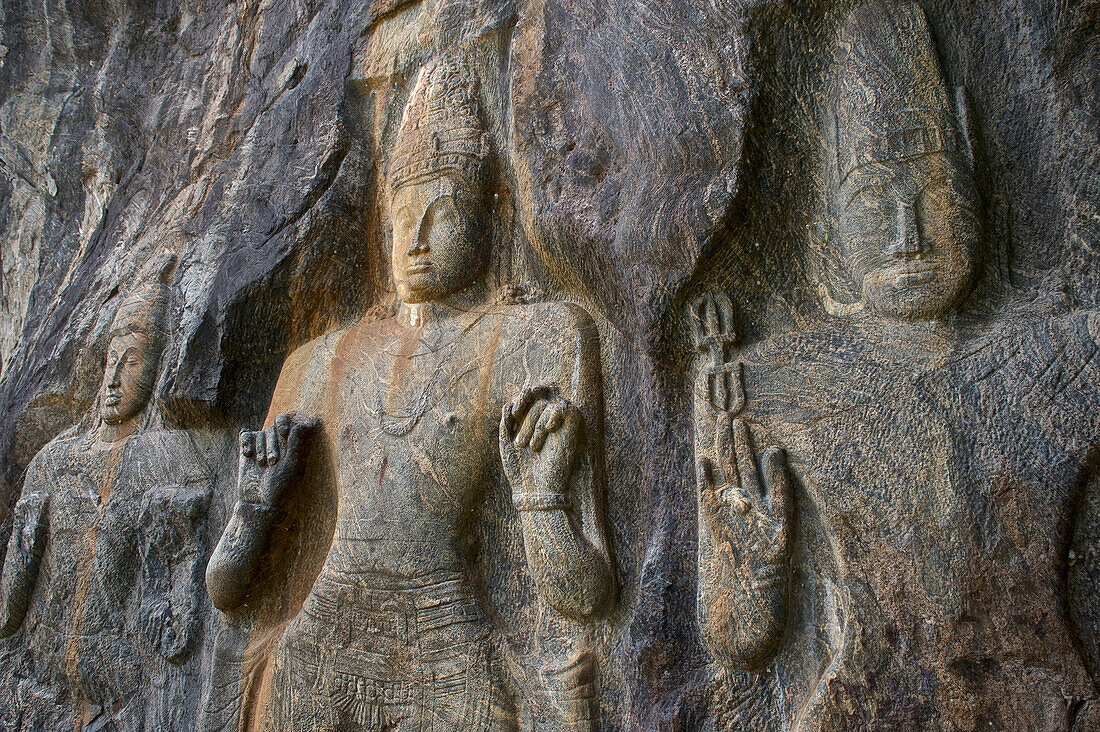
[394,206,415,230]
[845,183,887,213]
[916,178,959,223]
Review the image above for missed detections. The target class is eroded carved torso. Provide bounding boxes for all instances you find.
[266,302,582,730]
[742,304,1100,730]
[20,429,213,726]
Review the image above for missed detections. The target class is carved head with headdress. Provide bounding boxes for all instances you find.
[823,0,982,321]
[388,57,495,305]
[99,255,175,429]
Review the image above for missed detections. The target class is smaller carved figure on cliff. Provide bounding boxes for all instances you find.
[0,256,216,730]
[203,55,614,732]
[735,1,1100,728]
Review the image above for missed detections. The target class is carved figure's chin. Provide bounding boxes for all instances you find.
[863,275,967,322]
[397,276,474,305]
[397,284,440,305]
[100,397,149,427]
[100,410,128,426]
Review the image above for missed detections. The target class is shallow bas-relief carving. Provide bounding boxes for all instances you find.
[691,290,793,673]
[204,57,614,732]
[0,258,217,730]
[689,289,795,729]
[730,2,1100,728]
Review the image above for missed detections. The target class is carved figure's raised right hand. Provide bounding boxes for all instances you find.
[238,413,319,507]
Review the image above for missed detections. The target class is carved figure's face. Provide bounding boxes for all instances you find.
[99,332,158,426]
[391,176,488,304]
[835,153,981,321]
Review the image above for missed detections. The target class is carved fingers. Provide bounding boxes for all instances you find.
[237,412,320,506]
[762,446,793,551]
[699,415,793,567]
[500,385,585,496]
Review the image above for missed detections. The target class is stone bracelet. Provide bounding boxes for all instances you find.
[235,500,279,521]
[512,493,572,512]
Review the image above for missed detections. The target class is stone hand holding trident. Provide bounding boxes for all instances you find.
[690,291,793,670]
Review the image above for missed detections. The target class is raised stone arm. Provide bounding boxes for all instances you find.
[206,414,318,612]
[499,384,613,621]
[0,492,49,637]
[695,412,793,669]
[690,290,793,670]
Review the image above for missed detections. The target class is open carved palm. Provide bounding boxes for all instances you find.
[697,413,792,587]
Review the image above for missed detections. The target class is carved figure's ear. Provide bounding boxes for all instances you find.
[955,86,975,165]
[809,219,865,318]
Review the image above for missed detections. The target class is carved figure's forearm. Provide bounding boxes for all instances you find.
[698,528,789,669]
[205,500,278,612]
[0,494,49,637]
[501,392,613,620]
[207,416,316,613]
[515,493,612,620]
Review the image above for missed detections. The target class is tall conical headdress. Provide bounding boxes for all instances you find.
[828,0,965,185]
[389,57,490,195]
[110,253,176,343]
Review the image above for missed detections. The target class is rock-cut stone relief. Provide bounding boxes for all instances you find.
[728,1,1100,728]
[204,56,615,732]
[0,255,215,730]
[690,289,793,675]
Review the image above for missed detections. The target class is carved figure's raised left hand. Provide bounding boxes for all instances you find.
[500,385,586,504]
[697,413,792,588]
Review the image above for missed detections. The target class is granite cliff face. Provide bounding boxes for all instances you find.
[0,0,1097,729]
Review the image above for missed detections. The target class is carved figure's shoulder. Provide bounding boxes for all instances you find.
[127,429,216,483]
[505,300,598,341]
[269,328,350,417]
[20,433,82,496]
[742,322,850,369]
[287,329,346,374]
[27,433,81,471]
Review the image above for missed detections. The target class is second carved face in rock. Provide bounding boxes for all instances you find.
[391,175,489,305]
[100,331,159,427]
[836,152,982,321]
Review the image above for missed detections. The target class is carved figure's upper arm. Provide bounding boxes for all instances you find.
[0,459,51,638]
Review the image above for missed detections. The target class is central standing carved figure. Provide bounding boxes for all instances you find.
[205,58,614,731]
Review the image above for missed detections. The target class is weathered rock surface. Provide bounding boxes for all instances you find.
[0,0,1096,729]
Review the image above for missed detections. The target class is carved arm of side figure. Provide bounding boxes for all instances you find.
[139,483,213,662]
[499,308,614,622]
[206,414,318,612]
[0,491,49,637]
[694,410,793,670]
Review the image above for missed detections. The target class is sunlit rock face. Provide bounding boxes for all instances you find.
[0,0,1097,729]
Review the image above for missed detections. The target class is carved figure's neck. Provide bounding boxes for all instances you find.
[97,418,138,445]
[858,313,961,361]
[399,285,492,329]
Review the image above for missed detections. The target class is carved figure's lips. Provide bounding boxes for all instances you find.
[886,263,937,285]
[405,262,433,275]
[104,395,121,406]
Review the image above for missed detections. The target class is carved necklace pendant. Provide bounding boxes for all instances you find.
[375,310,488,436]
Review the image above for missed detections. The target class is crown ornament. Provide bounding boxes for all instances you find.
[389,57,490,195]
[110,253,177,343]
[829,0,967,184]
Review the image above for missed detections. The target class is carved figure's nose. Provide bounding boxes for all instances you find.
[886,200,924,260]
[408,214,431,255]
[109,361,123,388]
